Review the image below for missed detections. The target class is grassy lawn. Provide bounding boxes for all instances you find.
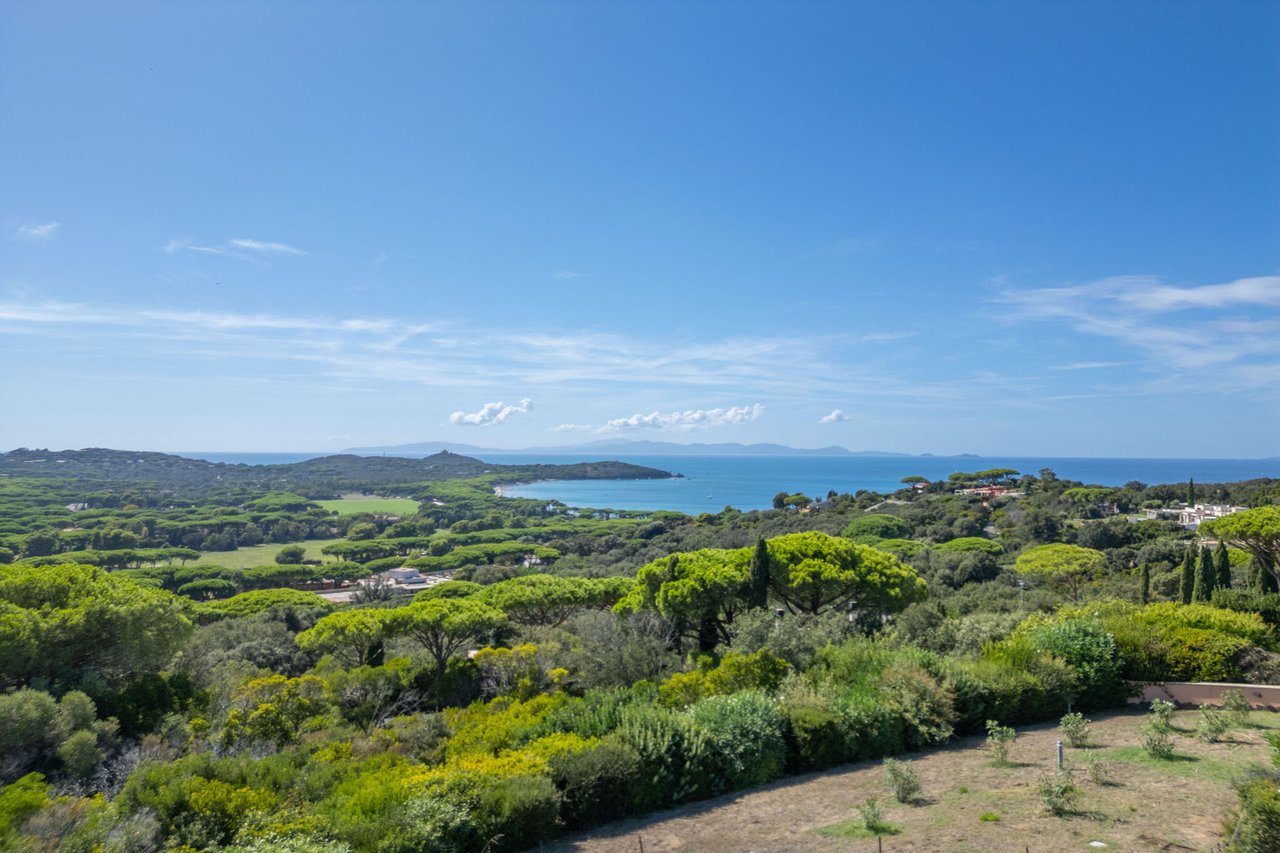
[192,538,338,568]
[545,708,1279,853]
[316,496,420,516]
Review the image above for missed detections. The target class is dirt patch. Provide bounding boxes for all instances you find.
[541,709,1278,853]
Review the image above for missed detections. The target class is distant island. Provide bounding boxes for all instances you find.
[344,439,972,457]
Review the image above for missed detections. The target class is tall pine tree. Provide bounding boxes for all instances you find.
[748,536,771,609]
[1187,477,1196,507]
[1179,548,1196,604]
[1139,561,1151,604]
[1192,547,1215,602]
[1214,543,1232,591]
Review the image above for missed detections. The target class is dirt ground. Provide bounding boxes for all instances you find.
[540,708,1278,853]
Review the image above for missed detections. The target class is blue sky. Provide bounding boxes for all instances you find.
[2,1,1278,457]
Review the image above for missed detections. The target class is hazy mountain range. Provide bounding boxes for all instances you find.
[344,439,977,458]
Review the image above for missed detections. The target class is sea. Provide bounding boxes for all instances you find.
[183,452,1280,515]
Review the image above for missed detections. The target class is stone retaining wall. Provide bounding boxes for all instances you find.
[1130,681,1280,710]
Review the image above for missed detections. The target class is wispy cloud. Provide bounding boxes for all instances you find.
[162,236,306,260]
[450,398,533,426]
[1049,361,1131,371]
[599,403,765,433]
[0,298,1060,412]
[1000,274,1280,392]
[230,238,307,256]
[819,409,848,423]
[551,423,593,432]
[17,221,59,240]
[552,270,586,279]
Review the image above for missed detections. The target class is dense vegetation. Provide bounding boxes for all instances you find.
[2,456,1280,851]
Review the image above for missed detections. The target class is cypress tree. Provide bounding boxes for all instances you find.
[1179,548,1196,604]
[748,536,771,609]
[1257,556,1280,594]
[1214,543,1232,591]
[1139,561,1151,604]
[1192,548,1215,602]
[1186,477,1195,507]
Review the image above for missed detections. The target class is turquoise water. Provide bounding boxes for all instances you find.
[494,454,1280,513]
[184,451,1280,514]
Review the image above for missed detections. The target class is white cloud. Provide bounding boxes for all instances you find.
[601,403,764,432]
[450,398,533,427]
[161,236,305,260]
[17,221,59,240]
[819,409,848,423]
[1000,273,1280,390]
[552,423,593,432]
[230,238,307,256]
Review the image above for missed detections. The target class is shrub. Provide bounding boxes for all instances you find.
[1196,705,1229,743]
[1163,627,1249,682]
[1036,768,1079,816]
[1212,588,1280,627]
[835,686,906,760]
[56,730,104,780]
[1020,618,1126,709]
[1142,722,1174,759]
[1059,712,1091,748]
[979,811,1000,822]
[985,720,1016,765]
[690,692,787,793]
[547,738,640,829]
[882,758,921,804]
[1221,688,1251,728]
[0,773,50,836]
[857,797,890,833]
[471,774,561,853]
[1228,769,1280,853]
[782,700,849,771]
[1149,698,1176,727]
[613,706,713,811]
[1083,750,1111,786]
[877,662,956,749]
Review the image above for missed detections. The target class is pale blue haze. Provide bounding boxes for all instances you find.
[2,2,1278,456]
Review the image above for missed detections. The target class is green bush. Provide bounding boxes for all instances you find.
[0,773,49,835]
[1020,619,1126,709]
[548,738,640,829]
[1213,589,1280,628]
[985,720,1016,765]
[614,706,713,811]
[835,686,906,760]
[1036,768,1079,816]
[472,774,561,853]
[1163,626,1249,681]
[691,691,787,793]
[1059,712,1091,748]
[1228,770,1280,853]
[782,700,849,771]
[57,729,104,780]
[882,757,921,803]
[1196,705,1229,743]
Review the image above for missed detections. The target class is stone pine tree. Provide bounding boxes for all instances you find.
[1179,548,1196,604]
[1192,547,1216,602]
[1253,556,1280,593]
[748,536,771,609]
[1139,562,1151,604]
[1214,543,1232,591]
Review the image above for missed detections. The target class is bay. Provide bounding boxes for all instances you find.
[495,454,1280,514]
[179,451,1279,515]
